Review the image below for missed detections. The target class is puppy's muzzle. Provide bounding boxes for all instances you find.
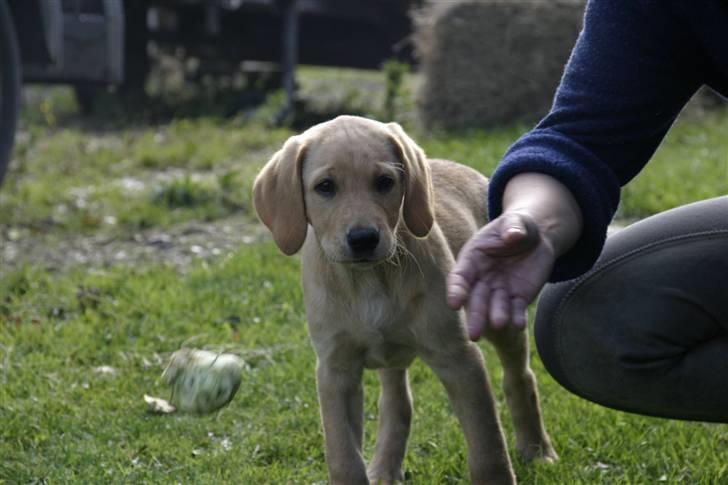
[347,227,380,259]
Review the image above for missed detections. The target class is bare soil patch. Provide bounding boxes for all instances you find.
[1,216,268,272]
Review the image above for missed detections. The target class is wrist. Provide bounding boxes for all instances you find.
[537,211,580,257]
[502,173,583,258]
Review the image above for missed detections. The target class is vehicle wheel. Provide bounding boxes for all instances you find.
[121,0,150,98]
[0,0,21,186]
[73,82,103,115]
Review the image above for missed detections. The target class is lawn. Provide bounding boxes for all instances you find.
[1,75,728,483]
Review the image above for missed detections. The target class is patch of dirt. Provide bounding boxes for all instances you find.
[1,216,631,274]
[0,216,270,273]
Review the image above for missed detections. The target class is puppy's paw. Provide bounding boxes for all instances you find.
[367,467,404,485]
[517,442,558,464]
[367,478,403,485]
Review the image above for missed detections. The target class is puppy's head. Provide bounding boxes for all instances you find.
[253,116,434,263]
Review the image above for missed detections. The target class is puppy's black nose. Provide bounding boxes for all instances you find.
[347,227,380,255]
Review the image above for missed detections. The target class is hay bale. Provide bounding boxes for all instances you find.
[415,0,586,130]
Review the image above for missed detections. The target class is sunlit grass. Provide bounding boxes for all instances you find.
[1,80,727,483]
[3,244,728,483]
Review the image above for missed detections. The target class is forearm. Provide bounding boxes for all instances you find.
[487,0,702,282]
[502,173,583,258]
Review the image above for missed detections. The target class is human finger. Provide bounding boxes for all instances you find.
[489,288,511,330]
[466,280,490,341]
[510,297,528,329]
[447,271,471,310]
[447,237,482,309]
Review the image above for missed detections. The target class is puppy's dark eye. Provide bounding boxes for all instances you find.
[314,179,336,198]
[375,175,395,194]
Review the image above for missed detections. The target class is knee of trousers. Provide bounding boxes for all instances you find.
[534,197,728,413]
[533,270,671,406]
[534,279,585,397]
[534,230,728,409]
[533,277,641,407]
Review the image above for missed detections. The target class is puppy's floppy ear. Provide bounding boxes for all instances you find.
[253,135,308,255]
[387,122,434,238]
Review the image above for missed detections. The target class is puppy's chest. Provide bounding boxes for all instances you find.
[342,273,416,325]
[340,279,419,368]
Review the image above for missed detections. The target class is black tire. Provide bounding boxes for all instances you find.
[73,82,103,115]
[0,0,20,187]
[121,0,150,98]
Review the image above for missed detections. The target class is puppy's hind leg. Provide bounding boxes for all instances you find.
[368,368,412,484]
[421,343,515,485]
[486,327,557,463]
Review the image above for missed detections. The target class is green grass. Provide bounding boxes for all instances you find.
[3,245,728,483]
[5,84,727,236]
[3,88,290,234]
[1,80,728,483]
[619,112,728,218]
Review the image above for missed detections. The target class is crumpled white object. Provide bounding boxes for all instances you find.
[144,394,176,414]
[162,348,244,414]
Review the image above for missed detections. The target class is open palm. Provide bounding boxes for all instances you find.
[448,212,556,340]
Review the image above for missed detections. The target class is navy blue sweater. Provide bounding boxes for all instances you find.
[487,0,728,282]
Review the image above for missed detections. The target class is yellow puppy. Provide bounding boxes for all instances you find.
[254,116,556,484]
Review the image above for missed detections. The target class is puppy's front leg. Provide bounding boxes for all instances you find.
[368,368,412,484]
[422,343,516,485]
[316,360,368,485]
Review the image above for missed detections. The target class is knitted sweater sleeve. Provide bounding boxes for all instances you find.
[487,0,704,282]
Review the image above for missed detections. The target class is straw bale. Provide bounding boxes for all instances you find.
[415,0,586,129]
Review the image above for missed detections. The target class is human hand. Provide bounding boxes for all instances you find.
[447,212,557,340]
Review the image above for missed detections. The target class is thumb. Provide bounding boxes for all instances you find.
[486,212,540,257]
